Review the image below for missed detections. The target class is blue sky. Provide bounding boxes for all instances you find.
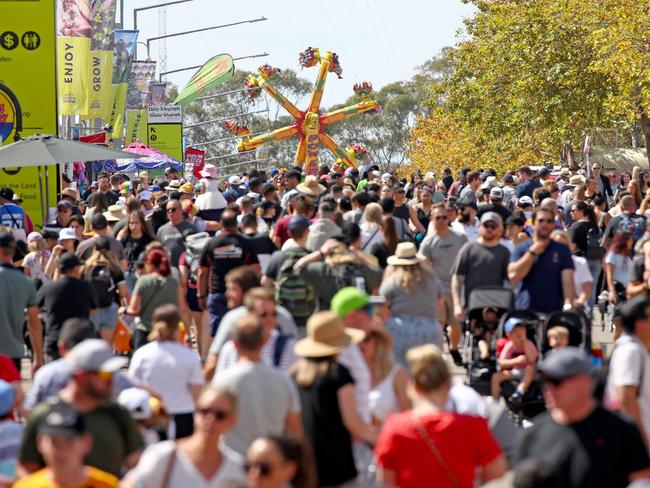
[128,0,473,107]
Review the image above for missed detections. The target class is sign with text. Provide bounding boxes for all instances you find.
[148,123,182,161]
[147,105,181,123]
[185,147,205,178]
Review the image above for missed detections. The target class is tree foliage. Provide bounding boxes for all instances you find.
[409,0,650,176]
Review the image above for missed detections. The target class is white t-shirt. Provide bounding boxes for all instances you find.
[445,383,488,418]
[216,330,298,374]
[572,255,593,289]
[127,440,246,488]
[606,334,650,447]
[605,252,633,285]
[338,346,371,422]
[128,341,205,414]
[450,220,480,242]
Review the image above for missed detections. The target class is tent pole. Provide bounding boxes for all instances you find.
[37,166,46,228]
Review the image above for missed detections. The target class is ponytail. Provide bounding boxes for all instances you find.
[146,248,171,277]
[148,304,181,341]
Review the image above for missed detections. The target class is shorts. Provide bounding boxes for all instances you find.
[508,368,524,380]
[92,303,119,331]
[438,293,459,327]
[186,286,201,313]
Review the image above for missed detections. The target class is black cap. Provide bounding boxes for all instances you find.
[91,213,108,230]
[506,215,525,227]
[0,187,14,201]
[58,252,83,271]
[38,405,87,438]
[456,196,478,212]
[538,347,592,380]
[288,215,311,234]
[538,167,551,177]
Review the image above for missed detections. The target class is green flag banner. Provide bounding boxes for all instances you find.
[87,0,117,119]
[173,53,234,107]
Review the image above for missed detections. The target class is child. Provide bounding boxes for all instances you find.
[490,318,538,404]
[547,326,570,351]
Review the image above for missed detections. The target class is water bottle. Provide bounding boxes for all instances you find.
[355,276,366,292]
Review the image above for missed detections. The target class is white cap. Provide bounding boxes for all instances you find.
[58,228,79,242]
[117,388,152,420]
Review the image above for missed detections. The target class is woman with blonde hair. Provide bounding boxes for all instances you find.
[359,327,410,427]
[360,202,384,252]
[22,232,51,283]
[82,236,129,343]
[375,344,506,488]
[380,242,444,366]
[128,303,205,440]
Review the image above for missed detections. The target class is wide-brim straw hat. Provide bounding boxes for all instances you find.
[296,175,326,196]
[294,311,365,358]
[387,242,426,266]
[103,204,125,223]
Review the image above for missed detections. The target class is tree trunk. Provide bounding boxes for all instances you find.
[640,113,650,167]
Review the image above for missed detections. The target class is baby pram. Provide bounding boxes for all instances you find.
[462,286,515,396]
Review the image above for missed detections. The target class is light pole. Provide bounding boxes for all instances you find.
[146,17,267,68]
[159,53,270,81]
[130,0,194,58]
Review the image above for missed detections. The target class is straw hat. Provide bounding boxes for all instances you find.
[296,175,326,196]
[58,188,80,201]
[178,183,194,194]
[567,175,586,187]
[387,242,425,266]
[294,311,365,358]
[103,205,125,223]
[167,180,181,190]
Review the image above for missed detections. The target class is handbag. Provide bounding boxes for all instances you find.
[412,415,462,488]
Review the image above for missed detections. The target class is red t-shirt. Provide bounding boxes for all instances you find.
[0,355,20,383]
[375,411,502,488]
[273,216,290,246]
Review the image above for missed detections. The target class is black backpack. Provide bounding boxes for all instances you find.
[585,226,605,260]
[86,263,116,308]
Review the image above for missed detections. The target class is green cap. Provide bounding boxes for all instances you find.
[331,287,369,317]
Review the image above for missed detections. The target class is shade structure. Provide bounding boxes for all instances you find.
[0,134,138,168]
[116,140,183,172]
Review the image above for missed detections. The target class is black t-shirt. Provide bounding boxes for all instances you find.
[477,203,511,223]
[370,241,391,268]
[242,231,278,257]
[37,277,98,358]
[150,207,168,234]
[263,247,311,280]
[569,220,599,257]
[89,190,119,206]
[294,362,357,486]
[199,232,259,294]
[514,406,650,488]
[120,234,153,266]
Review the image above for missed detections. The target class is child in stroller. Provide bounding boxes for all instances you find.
[490,318,538,405]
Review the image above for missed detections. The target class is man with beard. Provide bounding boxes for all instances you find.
[509,207,575,314]
[18,340,143,478]
[451,196,480,241]
[452,212,510,321]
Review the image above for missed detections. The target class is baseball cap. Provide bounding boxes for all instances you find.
[538,167,551,178]
[0,380,15,416]
[27,232,43,244]
[38,404,87,438]
[228,175,241,185]
[118,388,152,420]
[288,215,311,234]
[489,187,504,200]
[58,252,83,271]
[503,173,515,184]
[139,190,152,202]
[504,318,525,335]
[57,199,73,210]
[0,187,15,200]
[506,215,525,227]
[58,228,79,242]
[480,211,502,226]
[538,347,592,380]
[66,339,127,373]
[518,196,534,207]
[330,287,385,317]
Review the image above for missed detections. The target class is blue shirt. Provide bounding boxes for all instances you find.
[515,180,541,199]
[511,240,574,313]
[0,203,24,230]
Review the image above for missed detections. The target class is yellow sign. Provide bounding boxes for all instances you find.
[57,37,91,115]
[125,109,147,145]
[0,0,58,228]
[148,123,182,161]
[87,50,114,118]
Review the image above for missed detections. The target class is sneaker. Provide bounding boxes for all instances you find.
[508,391,523,406]
[449,349,464,367]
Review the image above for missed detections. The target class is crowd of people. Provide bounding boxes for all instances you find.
[1,160,650,487]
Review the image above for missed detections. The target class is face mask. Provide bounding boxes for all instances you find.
[524,210,533,220]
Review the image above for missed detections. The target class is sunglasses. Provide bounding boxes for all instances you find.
[167,207,180,213]
[435,216,448,221]
[244,461,274,477]
[482,223,498,230]
[536,218,555,224]
[197,407,231,420]
[258,310,277,318]
[91,371,113,381]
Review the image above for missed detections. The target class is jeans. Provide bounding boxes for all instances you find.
[132,329,150,351]
[208,292,228,337]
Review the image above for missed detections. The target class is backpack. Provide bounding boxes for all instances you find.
[585,226,605,260]
[185,232,212,285]
[330,261,367,292]
[617,214,646,243]
[275,248,316,320]
[87,263,116,308]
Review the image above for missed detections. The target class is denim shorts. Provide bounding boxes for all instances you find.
[92,302,119,331]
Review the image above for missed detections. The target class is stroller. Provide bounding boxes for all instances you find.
[462,286,514,396]
[541,308,592,354]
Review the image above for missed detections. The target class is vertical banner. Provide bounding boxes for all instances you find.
[124,109,148,144]
[124,60,155,143]
[107,29,138,138]
[147,105,183,160]
[1,0,58,229]
[87,0,117,119]
[185,147,206,179]
[56,0,92,115]
[148,83,167,106]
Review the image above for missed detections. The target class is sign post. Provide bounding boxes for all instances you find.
[147,105,182,161]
